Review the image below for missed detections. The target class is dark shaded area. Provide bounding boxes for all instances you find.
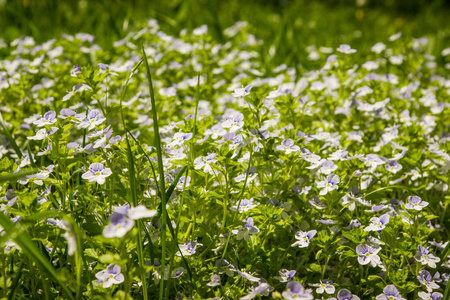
[0,0,449,65]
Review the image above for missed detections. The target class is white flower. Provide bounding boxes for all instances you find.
[231,84,252,98]
[81,163,112,184]
[291,230,317,248]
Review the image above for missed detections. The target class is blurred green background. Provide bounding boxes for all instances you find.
[1,0,449,64]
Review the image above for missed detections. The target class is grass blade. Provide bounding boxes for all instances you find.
[0,112,22,159]
[0,168,38,184]
[125,134,148,300]
[0,213,74,300]
[142,44,167,300]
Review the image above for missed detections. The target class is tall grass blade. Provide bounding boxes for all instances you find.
[142,45,167,300]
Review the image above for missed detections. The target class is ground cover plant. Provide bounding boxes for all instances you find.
[1,1,450,300]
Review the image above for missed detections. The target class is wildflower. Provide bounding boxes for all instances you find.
[175,176,191,191]
[418,270,440,292]
[237,270,260,282]
[418,291,443,300]
[78,110,106,130]
[240,282,272,300]
[221,113,244,132]
[385,160,403,174]
[95,264,125,288]
[168,132,193,148]
[230,198,259,213]
[282,281,314,300]
[234,166,258,183]
[276,139,300,154]
[341,186,370,211]
[405,196,429,211]
[356,244,382,267]
[312,279,335,294]
[233,217,260,241]
[151,261,184,283]
[205,124,227,139]
[337,44,357,54]
[58,108,76,119]
[316,174,340,195]
[33,111,56,127]
[177,240,202,256]
[360,154,387,172]
[194,153,217,174]
[319,160,338,175]
[70,65,81,77]
[27,127,58,140]
[291,230,317,248]
[103,205,156,238]
[81,163,112,184]
[0,190,17,214]
[275,269,296,282]
[232,84,252,98]
[337,289,360,300]
[364,214,390,232]
[102,213,135,238]
[375,285,405,300]
[415,246,440,268]
[207,274,220,287]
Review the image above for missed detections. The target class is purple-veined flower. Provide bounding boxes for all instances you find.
[27,127,58,140]
[418,270,440,292]
[276,139,300,154]
[274,269,296,282]
[418,291,443,300]
[70,65,81,77]
[194,153,217,174]
[312,279,335,294]
[205,124,227,139]
[360,154,387,172]
[231,84,252,98]
[291,230,317,248]
[319,160,338,175]
[78,109,106,130]
[405,196,429,211]
[168,132,193,148]
[102,213,135,238]
[95,264,125,288]
[364,214,390,232]
[337,289,360,300]
[375,285,405,300]
[230,198,259,213]
[221,113,244,132]
[385,160,403,174]
[177,240,202,256]
[356,244,382,267]
[282,281,314,300]
[81,163,112,184]
[175,176,191,191]
[233,217,259,241]
[316,174,340,195]
[33,111,56,127]
[415,246,440,268]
